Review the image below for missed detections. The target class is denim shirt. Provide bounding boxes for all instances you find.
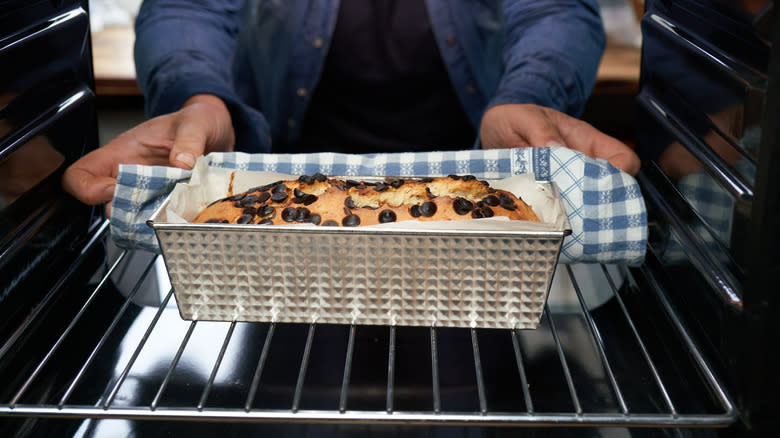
[134,0,605,153]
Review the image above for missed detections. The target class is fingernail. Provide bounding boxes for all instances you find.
[545,141,565,148]
[103,183,116,200]
[175,152,196,168]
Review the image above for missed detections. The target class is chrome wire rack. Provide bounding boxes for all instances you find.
[0,226,736,428]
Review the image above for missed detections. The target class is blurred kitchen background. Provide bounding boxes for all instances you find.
[89,0,644,147]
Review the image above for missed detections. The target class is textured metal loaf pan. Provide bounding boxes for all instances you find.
[147,180,571,329]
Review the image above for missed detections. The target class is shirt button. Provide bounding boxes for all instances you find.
[297,87,308,97]
[288,119,297,128]
[465,84,476,94]
[446,36,455,46]
[312,37,323,48]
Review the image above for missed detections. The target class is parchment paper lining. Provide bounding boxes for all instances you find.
[162,156,568,232]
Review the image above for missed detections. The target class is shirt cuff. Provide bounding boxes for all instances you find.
[145,73,238,117]
[144,74,272,153]
[486,72,570,115]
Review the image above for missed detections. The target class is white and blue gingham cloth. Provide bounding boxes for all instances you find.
[110,147,647,265]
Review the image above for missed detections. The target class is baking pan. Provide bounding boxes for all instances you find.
[147,177,571,329]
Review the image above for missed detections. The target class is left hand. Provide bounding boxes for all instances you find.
[480,104,641,175]
[62,94,234,213]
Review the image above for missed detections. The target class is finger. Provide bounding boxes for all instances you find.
[169,118,208,169]
[61,143,122,205]
[518,110,566,148]
[548,110,641,175]
[481,119,531,149]
[62,166,117,205]
[607,153,641,176]
[482,133,531,149]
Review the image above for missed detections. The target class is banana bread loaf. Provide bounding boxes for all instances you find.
[192,174,539,227]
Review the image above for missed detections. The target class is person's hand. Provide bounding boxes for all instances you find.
[62,94,235,210]
[480,104,641,175]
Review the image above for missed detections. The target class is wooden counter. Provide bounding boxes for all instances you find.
[91,25,140,96]
[594,40,642,94]
[91,26,641,98]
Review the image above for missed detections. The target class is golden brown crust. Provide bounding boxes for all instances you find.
[192,174,539,227]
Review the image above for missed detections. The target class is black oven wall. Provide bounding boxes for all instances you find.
[0,0,102,350]
[635,0,779,435]
[741,8,780,436]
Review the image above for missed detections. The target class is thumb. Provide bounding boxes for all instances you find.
[603,150,642,176]
[548,109,641,176]
[169,118,208,169]
[62,167,116,205]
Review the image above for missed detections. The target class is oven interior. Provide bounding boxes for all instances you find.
[0,0,778,436]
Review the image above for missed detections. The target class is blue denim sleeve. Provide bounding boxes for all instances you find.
[134,0,272,152]
[490,0,606,117]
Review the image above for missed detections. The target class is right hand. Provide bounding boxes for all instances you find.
[62,94,235,209]
[480,104,641,176]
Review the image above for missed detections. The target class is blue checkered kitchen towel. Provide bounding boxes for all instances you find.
[110,147,647,265]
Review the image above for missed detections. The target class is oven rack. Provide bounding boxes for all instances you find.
[0,227,736,428]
